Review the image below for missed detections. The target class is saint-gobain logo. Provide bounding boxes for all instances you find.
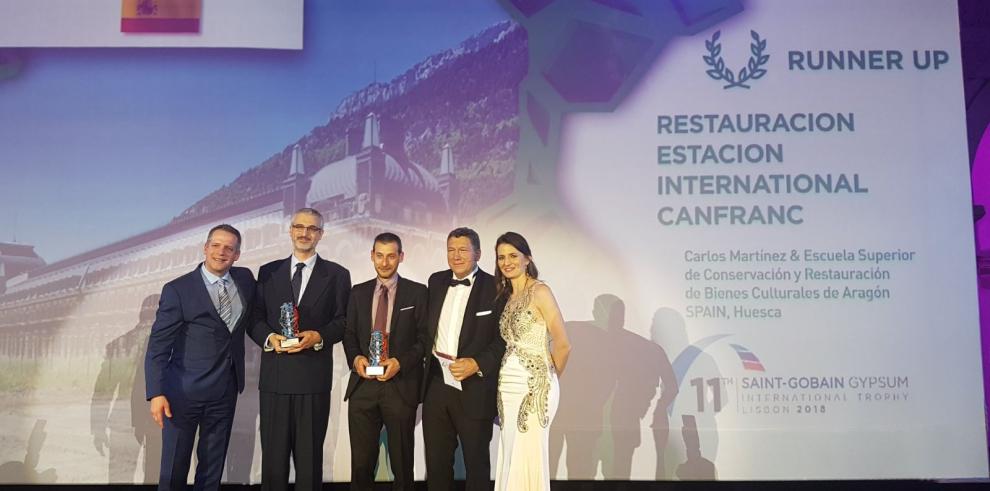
[703,30,769,89]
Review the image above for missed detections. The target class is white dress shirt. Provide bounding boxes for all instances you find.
[265,253,323,351]
[433,266,478,357]
[290,253,319,303]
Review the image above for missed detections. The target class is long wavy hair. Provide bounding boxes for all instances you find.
[494,231,539,301]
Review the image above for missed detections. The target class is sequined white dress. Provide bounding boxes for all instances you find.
[494,281,560,491]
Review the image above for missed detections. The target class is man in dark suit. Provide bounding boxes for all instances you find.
[343,232,428,490]
[422,227,505,491]
[144,224,255,490]
[248,208,350,491]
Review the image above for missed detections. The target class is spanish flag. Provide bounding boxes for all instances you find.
[121,0,202,33]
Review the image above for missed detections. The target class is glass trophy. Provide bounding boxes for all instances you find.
[366,331,389,376]
[279,302,300,348]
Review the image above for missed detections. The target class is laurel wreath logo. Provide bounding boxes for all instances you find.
[703,30,769,89]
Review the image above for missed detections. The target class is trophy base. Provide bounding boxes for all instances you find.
[280,337,300,348]
[366,366,385,376]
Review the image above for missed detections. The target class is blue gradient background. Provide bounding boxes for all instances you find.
[0,0,507,263]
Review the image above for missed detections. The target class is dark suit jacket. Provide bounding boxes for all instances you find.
[145,265,256,402]
[343,276,429,406]
[421,269,506,419]
[248,255,350,394]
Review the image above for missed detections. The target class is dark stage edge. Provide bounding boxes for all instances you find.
[2,481,990,490]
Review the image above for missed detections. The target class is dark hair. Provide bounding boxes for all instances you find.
[494,231,539,300]
[206,224,242,251]
[373,232,403,253]
[447,227,481,252]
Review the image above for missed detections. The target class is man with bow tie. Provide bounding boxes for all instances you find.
[422,227,506,491]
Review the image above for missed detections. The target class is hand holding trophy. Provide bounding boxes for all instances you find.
[366,331,389,376]
[279,302,300,349]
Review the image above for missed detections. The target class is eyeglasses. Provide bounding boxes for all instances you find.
[291,224,323,234]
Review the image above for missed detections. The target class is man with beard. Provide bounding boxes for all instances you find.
[249,208,350,491]
[343,232,428,490]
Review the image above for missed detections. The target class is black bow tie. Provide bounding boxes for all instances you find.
[449,278,472,287]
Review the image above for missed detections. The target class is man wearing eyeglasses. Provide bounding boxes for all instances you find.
[249,207,351,491]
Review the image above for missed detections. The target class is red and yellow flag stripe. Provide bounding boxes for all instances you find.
[121,0,202,33]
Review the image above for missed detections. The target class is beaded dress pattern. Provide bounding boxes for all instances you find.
[494,280,559,491]
[498,281,552,432]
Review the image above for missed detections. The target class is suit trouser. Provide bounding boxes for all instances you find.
[422,375,494,491]
[348,380,417,491]
[158,373,237,491]
[258,391,331,491]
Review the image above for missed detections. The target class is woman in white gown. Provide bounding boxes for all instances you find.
[493,232,571,491]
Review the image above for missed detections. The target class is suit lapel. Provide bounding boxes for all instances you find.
[388,278,409,336]
[299,258,330,307]
[190,264,227,332]
[272,258,293,304]
[429,270,451,345]
[231,268,252,332]
[356,280,373,350]
[456,270,486,352]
